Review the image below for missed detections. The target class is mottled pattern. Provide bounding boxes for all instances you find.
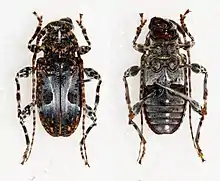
[15,12,102,167]
[143,43,187,134]
[123,10,208,164]
[36,59,82,137]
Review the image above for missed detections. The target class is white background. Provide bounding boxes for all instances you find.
[0,0,219,181]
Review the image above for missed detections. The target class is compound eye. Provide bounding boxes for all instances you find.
[150,58,163,72]
[167,57,179,71]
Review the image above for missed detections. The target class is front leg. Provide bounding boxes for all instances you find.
[76,14,91,55]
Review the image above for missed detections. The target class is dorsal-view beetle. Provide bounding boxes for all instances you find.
[123,10,208,164]
[15,12,102,167]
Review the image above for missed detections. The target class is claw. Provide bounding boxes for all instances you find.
[198,151,205,162]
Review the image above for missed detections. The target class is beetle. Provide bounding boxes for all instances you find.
[15,12,102,167]
[123,10,208,164]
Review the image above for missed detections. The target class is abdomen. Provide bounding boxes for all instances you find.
[143,85,187,134]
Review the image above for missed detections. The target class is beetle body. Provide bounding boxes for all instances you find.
[143,64,187,134]
[142,38,187,134]
[15,12,102,167]
[36,57,82,137]
[123,11,208,163]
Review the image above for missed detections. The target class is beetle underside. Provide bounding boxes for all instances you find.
[123,10,208,164]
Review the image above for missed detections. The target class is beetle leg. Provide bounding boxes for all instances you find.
[190,63,208,163]
[124,65,141,77]
[76,14,91,55]
[156,83,204,115]
[80,104,97,147]
[137,58,146,163]
[28,15,44,163]
[123,66,147,163]
[15,67,33,119]
[181,63,208,162]
[132,91,156,115]
[19,103,35,123]
[78,65,102,167]
[179,11,202,161]
[28,12,43,52]
[18,102,36,164]
[133,13,149,53]
[178,41,194,50]
[181,63,208,115]
[78,46,91,55]
[123,65,141,116]
[79,105,97,167]
[84,68,102,111]
[78,63,89,166]
[179,11,197,157]
[15,67,36,164]
[156,82,206,161]
[179,11,196,160]
[127,91,156,164]
[79,68,101,166]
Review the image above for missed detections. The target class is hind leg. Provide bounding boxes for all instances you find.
[156,61,208,162]
[79,68,102,167]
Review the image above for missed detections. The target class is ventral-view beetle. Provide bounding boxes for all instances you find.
[15,12,102,167]
[123,10,208,164]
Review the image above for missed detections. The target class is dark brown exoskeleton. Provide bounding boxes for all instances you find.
[15,12,102,167]
[123,10,208,164]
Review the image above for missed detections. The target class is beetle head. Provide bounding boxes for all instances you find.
[47,17,74,34]
[149,17,178,40]
[42,17,78,54]
[59,17,74,30]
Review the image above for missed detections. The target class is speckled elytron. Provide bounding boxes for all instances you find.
[123,10,208,163]
[15,12,102,167]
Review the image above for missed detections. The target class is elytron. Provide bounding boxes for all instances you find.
[15,12,102,167]
[123,10,208,163]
